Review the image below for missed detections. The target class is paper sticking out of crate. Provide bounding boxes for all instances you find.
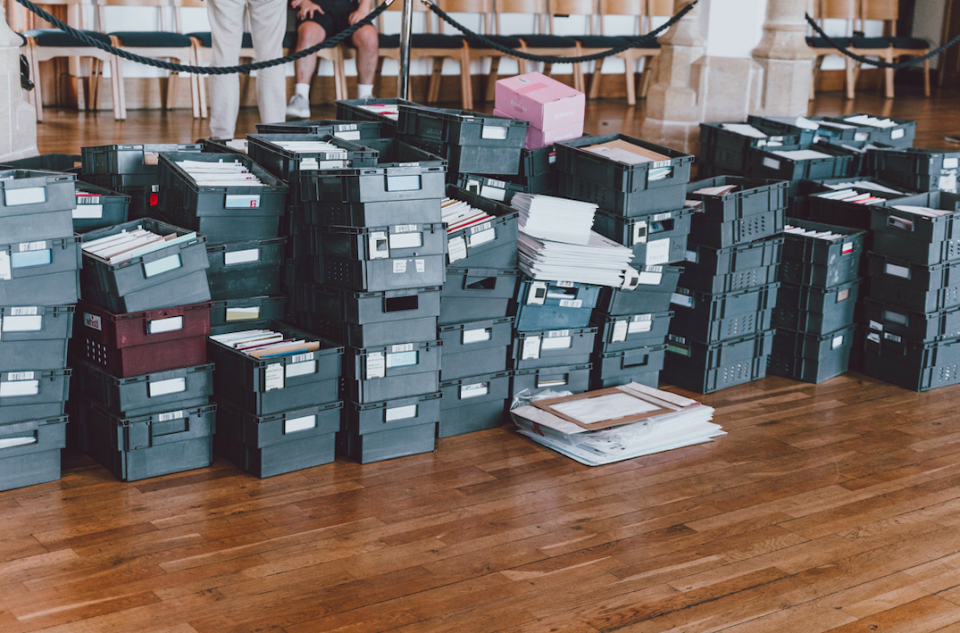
[509,382,721,466]
[890,205,954,218]
[772,148,832,161]
[177,159,266,187]
[813,189,887,205]
[358,103,399,120]
[693,184,739,197]
[512,193,596,244]
[824,180,904,195]
[209,329,321,360]
[584,140,675,181]
[81,225,198,264]
[720,123,769,139]
[441,197,493,235]
[784,225,847,241]
[844,114,899,129]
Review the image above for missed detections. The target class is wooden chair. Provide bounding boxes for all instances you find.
[861,0,931,98]
[375,0,472,108]
[98,0,202,120]
[21,0,123,121]
[495,0,581,92]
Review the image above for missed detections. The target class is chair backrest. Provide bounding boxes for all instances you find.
[598,0,643,36]
[493,0,547,35]
[646,0,673,17]
[19,0,91,30]
[547,0,596,35]
[378,0,433,34]
[436,0,491,35]
[815,0,859,34]
[860,0,896,35]
[97,0,175,32]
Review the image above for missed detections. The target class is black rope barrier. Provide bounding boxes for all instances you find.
[805,13,960,69]
[421,0,697,64]
[13,0,393,74]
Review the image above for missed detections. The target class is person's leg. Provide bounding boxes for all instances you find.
[351,24,378,95]
[248,0,288,126]
[207,0,246,139]
[295,22,326,86]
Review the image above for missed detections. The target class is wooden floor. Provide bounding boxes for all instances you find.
[10,86,960,633]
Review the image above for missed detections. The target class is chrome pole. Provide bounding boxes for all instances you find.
[398,0,414,99]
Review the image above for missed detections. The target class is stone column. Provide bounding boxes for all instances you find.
[0,3,39,163]
[751,0,815,116]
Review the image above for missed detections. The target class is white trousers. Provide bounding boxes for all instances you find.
[206,0,287,139]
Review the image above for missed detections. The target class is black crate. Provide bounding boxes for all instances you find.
[205,237,285,301]
[303,311,437,348]
[864,298,960,342]
[207,321,342,416]
[73,182,130,233]
[593,207,695,266]
[440,267,519,325]
[591,343,667,389]
[595,265,683,315]
[310,222,446,261]
[671,283,779,343]
[79,219,211,313]
[77,397,214,481]
[772,279,860,334]
[0,169,77,240]
[256,118,390,139]
[304,197,442,228]
[814,139,895,177]
[214,400,341,478]
[742,116,818,145]
[81,143,203,175]
[208,295,287,334]
[869,148,960,193]
[510,363,592,399]
[246,134,378,192]
[862,331,960,391]
[508,171,558,195]
[686,177,787,248]
[557,175,688,217]
[335,97,418,131]
[0,306,73,372]
[86,181,160,221]
[866,253,960,313]
[339,393,440,463]
[699,121,806,174]
[2,153,81,172]
[439,370,510,437]
[81,172,156,188]
[369,138,448,168]
[397,133,525,178]
[0,415,67,492]
[398,105,528,148]
[512,327,597,370]
[317,253,446,293]
[445,185,519,269]
[76,359,211,417]
[302,283,440,336]
[870,193,960,265]
[455,174,527,203]
[825,114,917,148]
[662,329,774,394]
[748,144,855,182]
[780,219,865,287]
[517,145,556,178]
[343,340,441,403]
[680,263,778,295]
[0,369,70,425]
[439,317,513,380]
[768,324,856,384]
[555,134,694,193]
[513,279,601,331]
[300,164,446,204]
[0,236,81,306]
[592,310,672,353]
[683,237,783,278]
[801,185,930,233]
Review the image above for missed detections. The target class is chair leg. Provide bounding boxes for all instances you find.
[923,57,931,97]
[373,57,385,99]
[165,71,179,111]
[428,57,443,103]
[810,56,823,100]
[517,51,528,76]
[543,63,553,78]
[572,57,585,94]
[485,56,501,103]
[339,49,349,100]
[460,50,473,110]
[115,55,128,120]
[110,56,123,120]
[93,59,105,111]
[884,50,895,99]
[588,57,603,100]
[624,57,636,107]
[844,56,856,100]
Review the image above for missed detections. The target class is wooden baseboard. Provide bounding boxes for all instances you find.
[814,67,937,93]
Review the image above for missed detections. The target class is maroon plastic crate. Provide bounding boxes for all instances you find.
[77,300,212,377]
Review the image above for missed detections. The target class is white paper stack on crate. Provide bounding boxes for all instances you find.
[0,168,79,491]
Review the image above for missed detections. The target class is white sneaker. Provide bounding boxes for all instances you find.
[286,94,311,119]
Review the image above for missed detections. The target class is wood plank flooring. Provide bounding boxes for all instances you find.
[12,86,960,632]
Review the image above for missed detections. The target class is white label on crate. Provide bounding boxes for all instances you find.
[528,282,547,305]
[0,251,13,281]
[629,315,653,333]
[542,336,571,350]
[415,259,425,273]
[300,158,320,171]
[448,237,467,264]
[461,382,488,399]
[463,327,491,344]
[394,224,418,233]
[7,307,34,316]
[481,125,508,140]
[652,212,672,222]
[83,312,103,331]
[291,353,315,363]
[285,415,317,434]
[2,315,41,331]
[148,316,183,334]
[611,320,628,343]
[264,363,285,391]
[392,343,414,353]
[945,158,959,169]
[883,310,908,326]
[939,175,957,193]
[867,332,881,344]
[469,228,495,248]
[224,249,260,266]
[318,159,347,170]
[869,320,883,331]
[17,241,46,253]
[671,293,694,308]
[143,254,182,278]
[652,160,671,169]
[0,380,38,397]
[480,184,506,202]
[522,336,541,359]
[393,259,407,273]
[334,130,361,140]
[546,330,569,338]
[286,360,317,378]
[371,231,390,260]
[549,153,556,164]
[633,221,648,245]
[385,404,417,422]
[637,270,662,285]
[7,371,34,381]
[387,351,418,368]
[367,352,386,379]
[76,195,100,204]
[4,187,45,207]
[885,263,910,279]
[158,410,184,422]
[225,195,261,209]
[390,232,422,250]
[645,239,670,266]
[226,306,260,321]
[558,299,582,308]
[73,204,103,219]
[855,132,870,141]
[148,377,186,398]
[842,241,854,255]
[556,281,576,288]
[832,335,845,350]
[884,332,902,343]
[762,157,781,170]
[891,129,905,140]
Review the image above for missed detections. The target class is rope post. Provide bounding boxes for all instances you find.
[398,0,414,99]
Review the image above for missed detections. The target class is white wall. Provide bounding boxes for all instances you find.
[702,0,767,59]
[913,0,946,68]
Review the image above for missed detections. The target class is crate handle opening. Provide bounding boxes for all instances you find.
[623,355,650,369]
[0,434,38,450]
[537,376,568,388]
[152,418,188,437]
[465,276,497,290]
[384,294,419,312]
[887,216,913,232]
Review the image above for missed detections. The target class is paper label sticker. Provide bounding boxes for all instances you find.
[556,281,575,288]
[391,343,414,353]
[637,271,662,285]
[286,360,317,378]
[891,129,905,140]
[0,380,39,397]
[628,316,653,333]
[7,371,34,381]
[837,289,850,302]
[547,330,569,338]
[385,404,417,422]
[224,248,260,266]
[264,363,284,391]
[462,328,491,344]
[867,332,881,344]
[334,130,361,140]
[939,174,957,193]
[885,263,910,279]
[394,224,418,234]
[522,336,541,359]
[481,125,508,140]
[148,316,183,334]
[945,158,959,169]
[855,131,870,141]
[882,310,908,326]
[468,228,496,248]
[2,315,41,331]
[832,335,844,349]
[157,410,184,422]
[527,282,547,305]
[143,253,182,278]
[762,157,781,170]
[461,382,489,399]
[633,221,648,245]
[226,306,259,321]
[480,184,506,201]
[148,377,186,397]
[0,252,11,281]
[884,332,902,342]
[300,158,319,171]
[84,313,102,331]
[448,236,467,264]
[558,299,582,308]
[393,259,407,273]
[386,351,418,368]
[415,259,425,273]
[541,336,571,350]
[842,241,854,255]
[367,352,386,379]
[73,204,103,219]
[645,238,670,266]
[869,319,883,331]
[671,293,694,308]
[225,194,260,209]
[611,320,628,343]
[4,187,46,206]
[285,415,317,434]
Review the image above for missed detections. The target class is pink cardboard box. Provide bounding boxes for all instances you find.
[494,72,585,132]
[494,109,584,150]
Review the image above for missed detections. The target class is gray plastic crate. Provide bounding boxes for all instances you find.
[513,279,601,331]
[439,370,510,437]
[781,219,864,287]
[343,340,441,403]
[591,310,673,353]
[772,279,859,335]
[870,192,960,265]
[0,306,73,372]
[768,324,855,384]
[596,266,683,315]
[0,168,77,219]
[591,343,667,389]
[445,184,519,269]
[671,283,780,343]
[662,329,774,394]
[862,331,960,391]
[593,207,695,266]
[512,327,597,369]
[867,253,960,313]
[339,392,440,463]
[81,143,203,175]
[509,363,592,399]
[0,369,70,424]
[0,415,67,492]
[440,267,519,325]
[206,237,286,301]
[439,316,513,380]
[209,295,287,334]
[864,298,960,342]
[0,237,81,306]
[76,360,211,417]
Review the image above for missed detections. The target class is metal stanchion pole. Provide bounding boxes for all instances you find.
[398,0,414,99]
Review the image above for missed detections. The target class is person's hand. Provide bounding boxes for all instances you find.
[348,4,370,25]
[295,0,324,20]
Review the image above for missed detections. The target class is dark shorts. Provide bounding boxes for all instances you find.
[294,0,358,36]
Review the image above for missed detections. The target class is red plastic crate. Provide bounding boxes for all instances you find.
[77,300,212,378]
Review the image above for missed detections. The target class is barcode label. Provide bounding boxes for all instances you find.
[651,213,672,222]
[8,372,34,381]
[556,281,575,288]
[291,353,315,363]
[470,222,492,235]
[392,343,414,353]
[652,160,671,168]
[158,410,184,422]
[76,195,101,204]
[547,330,569,338]
[394,224,418,233]
[10,307,37,316]
[558,299,582,308]
[17,241,47,252]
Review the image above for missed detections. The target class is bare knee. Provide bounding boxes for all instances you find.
[351,25,378,53]
[298,22,327,48]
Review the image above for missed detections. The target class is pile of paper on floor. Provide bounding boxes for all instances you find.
[510,382,722,466]
[512,193,637,288]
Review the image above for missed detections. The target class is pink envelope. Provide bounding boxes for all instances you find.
[494,72,586,132]
[494,109,584,150]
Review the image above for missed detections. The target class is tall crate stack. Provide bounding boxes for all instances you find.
[553,134,695,390]
[663,177,787,393]
[768,220,866,383]
[862,193,960,390]
[73,214,216,482]
[0,168,78,491]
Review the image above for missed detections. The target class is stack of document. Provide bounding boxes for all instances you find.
[844,114,899,128]
[82,226,198,264]
[512,193,596,245]
[268,140,345,155]
[814,189,887,205]
[225,139,248,153]
[358,104,399,120]
[441,197,492,234]
[772,148,832,161]
[585,140,674,181]
[890,205,954,219]
[177,159,265,187]
[510,382,722,466]
[825,180,903,195]
[721,123,768,139]
[693,184,739,197]
[785,224,848,241]
[210,329,321,359]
